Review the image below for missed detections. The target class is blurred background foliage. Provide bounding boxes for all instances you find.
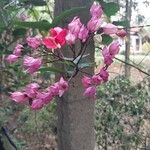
[96,76,150,150]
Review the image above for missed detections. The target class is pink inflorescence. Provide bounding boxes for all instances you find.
[10,77,69,110]
[82,40,120,98]
[7,1,126,109]
[6,44,24,64]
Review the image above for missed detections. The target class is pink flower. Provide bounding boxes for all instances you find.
[48,77,69,97]
[13,44,23,56]
[116,29,127,38]
[83,86,96,98]
[58,77,69,97]
[65,32,76,45]
[43,27,67,49]
[102,46,109,57]
[48,84,60,97]
[36,92,53,105]
[23,56,42,74]
[26,36,41,49]
[82,76,92,88]
[68,17,82,37]
[11,91,28,103]
[78,25,89,42]
[31,99,44,110]
[102,47,113,66]
[104,55,113,66]
[25,83,40,98]
[92,75,102,85]
[99,68,109,82]
[90,2,103,18]
[20,13,30,21]
[87,17,102,32]
[102,47,113,65]
[103,23,118,35]
[6,54,18,64]
[109,41,120,57]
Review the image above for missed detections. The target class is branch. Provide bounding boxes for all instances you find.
[121,24,150,29]
[114,57,150,76]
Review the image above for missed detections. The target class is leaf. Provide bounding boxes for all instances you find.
[102,2,119,18]
[29,7,40,20]
[14,7,86,31]
[52,6,86,26]
[101,34,113,45]
[95,0,104,4]
[22,0,46,6]
[0,50,10,56]
[14,20,53,31]
[13,28,27,38]
[112,20,129,27]
[39,67,64,74]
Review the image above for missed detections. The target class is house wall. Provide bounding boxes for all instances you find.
[119,35,143,54]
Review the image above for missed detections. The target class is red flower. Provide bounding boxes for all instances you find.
[43,27,67,49]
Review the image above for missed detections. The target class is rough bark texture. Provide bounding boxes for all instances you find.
[125,0,132,78]
[54,0,95,150]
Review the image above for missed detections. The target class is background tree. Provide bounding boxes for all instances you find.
[125,0,132,78]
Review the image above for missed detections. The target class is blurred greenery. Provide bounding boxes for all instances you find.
[95,75,150,150]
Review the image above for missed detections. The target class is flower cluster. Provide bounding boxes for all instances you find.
[11,77,68,110]
[102,41,120,66]
[42,2,126,49]
[82,41,120,98]
[6,44,23,63]
[6,1,126,110]
[6,36,42,74]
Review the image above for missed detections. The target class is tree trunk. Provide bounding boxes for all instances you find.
[125,0,132,78]
[54,0,95,150]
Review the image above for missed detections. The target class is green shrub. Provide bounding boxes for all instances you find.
[95,76,149,150]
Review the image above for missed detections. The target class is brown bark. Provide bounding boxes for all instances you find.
[125,0,132,78]
[54,0,95,150]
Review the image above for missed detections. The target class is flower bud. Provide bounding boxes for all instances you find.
[103,23,118,35]
[87,17,102,32]
[90,2,103,18]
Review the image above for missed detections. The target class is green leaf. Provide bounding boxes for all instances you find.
[39,67,64,74]
[22,0,46,6]
[113,20,129,27]
[14,7,86,31]
[102,34,113,45]
[13,28,27,38]
[0,50,10,56]
[95,0,104,4]
[102,2,119,17]
[29,8,40,20]
[14,20,53,31]
[53,6,86,26]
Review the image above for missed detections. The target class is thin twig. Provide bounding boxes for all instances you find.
[114,57,150,76]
